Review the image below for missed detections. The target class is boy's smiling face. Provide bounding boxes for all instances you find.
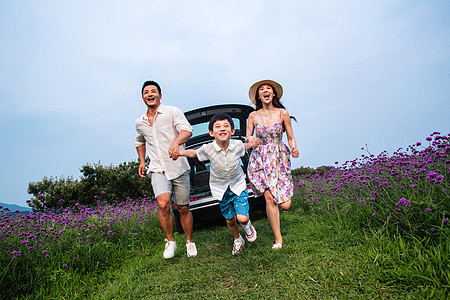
[209,119,235,143]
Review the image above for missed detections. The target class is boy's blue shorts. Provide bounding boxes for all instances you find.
[219,187,249,220]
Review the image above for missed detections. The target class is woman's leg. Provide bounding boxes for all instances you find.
[279,200,291,212]
[264,189,282,245]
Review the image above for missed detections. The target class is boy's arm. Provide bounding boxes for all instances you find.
[179,149,198,158]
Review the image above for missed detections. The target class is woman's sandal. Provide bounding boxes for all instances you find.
[272,243,283,250]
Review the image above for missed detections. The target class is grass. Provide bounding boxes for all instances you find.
[18,208,446,299]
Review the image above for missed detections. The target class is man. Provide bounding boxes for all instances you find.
[135,80,197,259]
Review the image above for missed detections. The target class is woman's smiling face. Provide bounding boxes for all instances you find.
[258,84,275,104]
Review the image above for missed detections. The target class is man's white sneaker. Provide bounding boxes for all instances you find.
[243,224,257,242]
[232,235,245,255]
[163,239,177,259]
[186,241,197,257]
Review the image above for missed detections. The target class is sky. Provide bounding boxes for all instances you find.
[0,0,449,208]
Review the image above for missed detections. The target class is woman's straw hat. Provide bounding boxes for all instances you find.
[248,79,283,105]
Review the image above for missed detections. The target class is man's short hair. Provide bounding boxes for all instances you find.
[141,80,161,96]
[208,113,234,131]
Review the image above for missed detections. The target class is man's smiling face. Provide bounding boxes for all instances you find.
[142,85,161,108]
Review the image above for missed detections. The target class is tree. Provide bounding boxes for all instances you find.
[27,159,153,210]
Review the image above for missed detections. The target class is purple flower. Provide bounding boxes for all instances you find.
[430,228,436,232]
[63,264,68,268]
[396,198,411,207]
[443,218,448,223]
[372,212,376,216]
[42,250,48,254]
[434,175,444,184]
[426,171,437,181]
[425,208,431,212]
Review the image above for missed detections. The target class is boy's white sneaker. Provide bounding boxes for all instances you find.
[186,241,197,257]
[243,224,257,242]
[232,235,245,255]
[163,239,177,259]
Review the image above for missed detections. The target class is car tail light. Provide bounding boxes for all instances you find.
[189,197,199,202]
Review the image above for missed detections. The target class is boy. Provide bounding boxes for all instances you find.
[178,113,258,255]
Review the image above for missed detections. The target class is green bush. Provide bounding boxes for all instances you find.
[292,165,335,177]
[27,159,153,210]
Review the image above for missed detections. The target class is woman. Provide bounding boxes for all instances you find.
[246,79,299,250]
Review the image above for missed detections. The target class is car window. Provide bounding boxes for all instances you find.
[191,118,240,137]
[194,162,210,174]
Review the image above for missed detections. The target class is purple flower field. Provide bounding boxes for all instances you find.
[1,196,157,259]
[0,196,159,296]
[294,132,449,237]
[1,132,448,298]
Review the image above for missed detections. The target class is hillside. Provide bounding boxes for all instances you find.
[0,202,32,212]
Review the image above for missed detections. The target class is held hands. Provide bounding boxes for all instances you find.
[291,147,299,158]
[247,136,260,148]
[169,144,180,160]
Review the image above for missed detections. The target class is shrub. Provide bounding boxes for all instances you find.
[27,160,153,210]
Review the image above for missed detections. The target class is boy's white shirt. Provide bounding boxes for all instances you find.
[196,139,247,200]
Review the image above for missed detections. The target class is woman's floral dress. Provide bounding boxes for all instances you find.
[247,112,293,204]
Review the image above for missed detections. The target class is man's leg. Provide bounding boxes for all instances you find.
[156,193,174,241]
[176,204,194,242]
[172,171,194,243]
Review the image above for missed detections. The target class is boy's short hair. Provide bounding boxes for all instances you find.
[208,113,234,131]
[141,80,161,96]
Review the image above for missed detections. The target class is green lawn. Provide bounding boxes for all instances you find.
[69,210,446,299]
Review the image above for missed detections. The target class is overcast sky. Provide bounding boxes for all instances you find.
[1,0,449,207]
